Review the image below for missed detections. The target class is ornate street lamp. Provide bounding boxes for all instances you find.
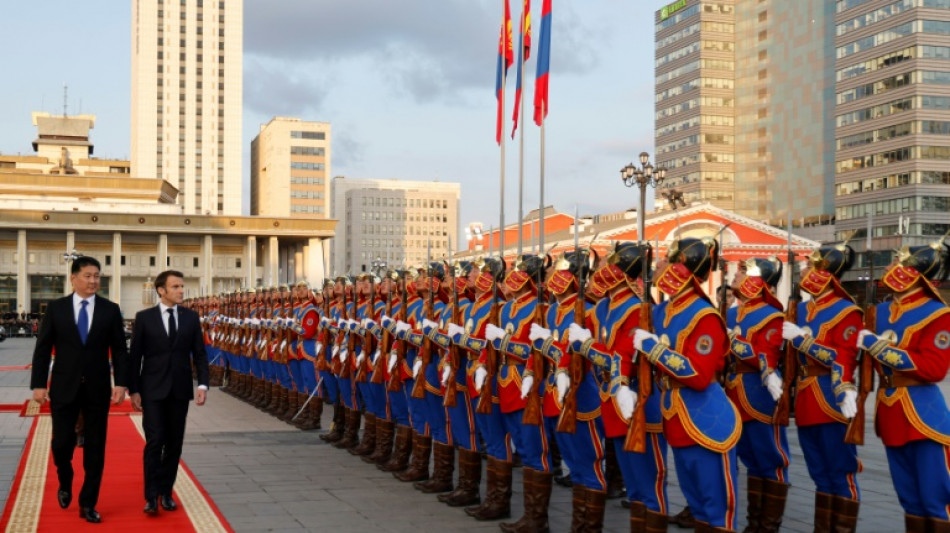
[62,249,82,264]
[620,152,666,287]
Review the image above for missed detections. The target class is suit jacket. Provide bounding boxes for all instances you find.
[31,294,129,407]
[128,305,209,401]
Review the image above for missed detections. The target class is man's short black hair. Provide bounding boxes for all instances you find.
[155,270,184,291]
[71,256,101,274]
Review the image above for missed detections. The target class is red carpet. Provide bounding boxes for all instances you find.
[0,415,232,532]
[19,399,139,417]
[0,365,31,372]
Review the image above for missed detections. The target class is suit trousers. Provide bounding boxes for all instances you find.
[141,395,190,499]
[51,382,111,508]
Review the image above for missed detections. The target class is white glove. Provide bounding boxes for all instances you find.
[567,323,592,344]
[381,315,393,328]
[388,351,398,372]
[765,372,783,402]
[633,329,659,352]
[617,386,638,420]
[474,367,488,390]
[331,345,340,361]
[339,348,348,363]
[423,318,440,331]
[395,321,411,334]
[320,317,330,327]
[441,365,452,386]
[360,318,369,328]
[556,372,571,403]
[840,389,858,418]
[520,375,534,399]
[365,318,377,329]
[348,319,359,331]
[412,359,423,378]
[356,351,365,366]
[315,342,324,354]
[529,323,552,342]
[782,321,807,341]
[448,323,465,338]
[371,349,381,363]
[485,324,506,342]
[856,329,876,349]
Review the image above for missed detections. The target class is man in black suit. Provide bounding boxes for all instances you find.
[128,269,209,514]
[31,256,129,524]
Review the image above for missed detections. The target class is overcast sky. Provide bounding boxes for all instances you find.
[0,1,668,241]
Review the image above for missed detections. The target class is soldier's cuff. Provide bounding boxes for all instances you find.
[868,337,891,357]
[646,342,669,364]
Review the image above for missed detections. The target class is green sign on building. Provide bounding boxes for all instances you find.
[660,0,689,21]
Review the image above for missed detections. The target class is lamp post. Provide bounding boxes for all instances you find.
[371,256,387,277]
[620,152,666,288]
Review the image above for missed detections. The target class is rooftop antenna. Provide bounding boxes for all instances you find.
[63,84,68,117]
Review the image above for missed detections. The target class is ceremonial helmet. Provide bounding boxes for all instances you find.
[591,242,650,295]
[800,244,855,299]
[505,254,551,293]
[882,239,950,297]
[475,257,507,293]
[548,249,595,296]
[453,261,473,294]
[736,256,783,309]
[667,237,719,280]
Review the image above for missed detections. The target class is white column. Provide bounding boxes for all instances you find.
[293,242,304,281]
[245,236,257,289]
[65,231,75,296]
[201,235,213,296]
[266,236,279,287]
[112,232,122,306]
[158,234,168,273]
[16,230,28,314]
[305,238,325,284]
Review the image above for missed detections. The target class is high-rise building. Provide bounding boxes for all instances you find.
[250,117,331,219]
[131,0,243,216]
[330,177,460,276]
[833,0,950,256]
[653,0,836,222]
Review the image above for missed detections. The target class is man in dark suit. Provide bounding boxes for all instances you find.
[31,256,129,524]
[128,269,209,514]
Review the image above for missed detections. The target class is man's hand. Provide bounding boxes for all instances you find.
[782,321,807,341]
[856,329,877,349]
[32,388,49,405]
[412,359,423,378]
[529,324,551,342]
[556,373,570,403]
[112,386,127,405]
[520,375,534,399]
[195,388,207,406]
[567,323,592,344]
[130,392,143,411]
[633,329,659,352]
[839,389,858,418]
[617,386,638,420]
[474,367,488,390]
[484,324,506,342]
[765,372,783,402]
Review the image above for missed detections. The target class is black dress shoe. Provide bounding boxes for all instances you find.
[160,495,178,511]
[79,507,101,523]
[57,489,71,509]
[143,498,158,514]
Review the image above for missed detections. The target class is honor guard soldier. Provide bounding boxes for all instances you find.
[378,270,414,472]
[634,237,742,532]
[333,277,362,449]
[726,257,790,532]
[291,281,322,430]
[856,241,950,533]
[348,273,376,454]
[533,250,612,531]
[782,244,863,533]
[320,277,348,443]
[361,271,403,467]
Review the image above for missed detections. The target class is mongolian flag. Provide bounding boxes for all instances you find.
[533,0,551,126]
[510,0,531,138]
[496,0,514,145]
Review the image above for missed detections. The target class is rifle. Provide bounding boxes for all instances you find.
[774,231,799,426]
[846,241,876,445]
[444,261,461,408]
[356,276,375,383]
[412,243,435,399]
[476,265,500,414]
[522,260,546,426]
[388,273,409,392]
[556,237,587,433]
[624,249,652,454]
[340,285,354,380]
[371,274,393,385]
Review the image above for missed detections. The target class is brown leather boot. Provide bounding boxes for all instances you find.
[569,485,588,532]
[363,418,394,464]
[465,457,512,521]
[742,476,764,533]
[394,433,431,482]
[379,424,412,472]
[670,506,696,529]
[334,408,362,449]
[904,514,927,533]
[831,496,859,533]
[415,441,455,493]
[570,486,605,533]
[281,389,299,421]
[630,501,647,533]
[349,413,377,455]
[256,380,270,408]
[265,383,282,413]
[931,517,950,533]
[293,393,318,430]
[645,507,669,533]
[500,468,552,532]
[439,448,481,506]
[309,396,323,429]
[319,403,346,443]
[758,479,788,533]
[814,492,833,533]
[604,443,624,499]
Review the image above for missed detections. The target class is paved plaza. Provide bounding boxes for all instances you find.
[0,337,929,532]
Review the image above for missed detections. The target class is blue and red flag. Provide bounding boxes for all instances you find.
[533,0,551,126]
[510,0,531,138]
[496,0,514,145]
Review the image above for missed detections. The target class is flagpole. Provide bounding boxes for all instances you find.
[539,101,545,260]
[500,62,507,266]
[517,26,525,259]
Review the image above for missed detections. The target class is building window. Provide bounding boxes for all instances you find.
[193,257,199,267]
[105,255,111,266]
[150,256,156,267]
[236,258,242,268]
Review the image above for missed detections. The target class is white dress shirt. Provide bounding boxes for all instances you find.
[158,302,208,391]
[72,292,95,333]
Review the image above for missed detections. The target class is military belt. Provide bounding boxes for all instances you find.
[879,373,926,389]
[798,363,830,378]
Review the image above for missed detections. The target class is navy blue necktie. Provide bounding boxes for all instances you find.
[167,308,178,343]
[77,300,89,345]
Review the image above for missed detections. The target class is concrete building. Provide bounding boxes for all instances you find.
[0,113,335,316]
[250,117,331,219]
[131,0,243,215]
[833,0,950,262]
[330,177,460,276]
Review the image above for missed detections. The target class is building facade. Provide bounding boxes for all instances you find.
[833,0,950,259]
[250,117,331,219]
[330,177,460,276]
[131,0,243,215]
